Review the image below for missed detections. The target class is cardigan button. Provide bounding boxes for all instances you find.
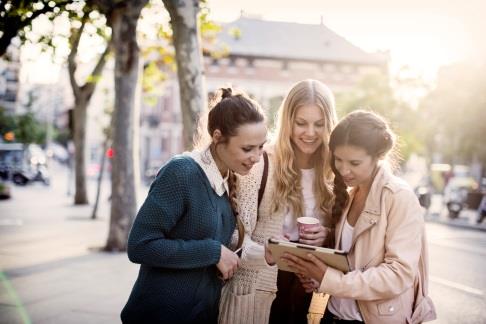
[388,306,395,313]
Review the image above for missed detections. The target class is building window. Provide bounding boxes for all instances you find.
[322,63,335,72]
[161,136,169,153]
[341,64,355,74]
[245,58,255,75]
[227,57,237,74]
[281,60,289,71]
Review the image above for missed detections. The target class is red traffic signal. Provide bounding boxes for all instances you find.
[106,147,114,158]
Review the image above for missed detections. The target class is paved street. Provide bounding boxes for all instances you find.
[1,164,485,323]
[427,223,486,323]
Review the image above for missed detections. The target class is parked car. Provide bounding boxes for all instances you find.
[46,142,69,164]
[0,143,50,185]
[0,179,11,199]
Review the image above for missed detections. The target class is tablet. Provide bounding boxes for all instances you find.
[267,238,350,273]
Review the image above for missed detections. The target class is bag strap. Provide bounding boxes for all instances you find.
[235,151,268,250]
[258,151,269,207]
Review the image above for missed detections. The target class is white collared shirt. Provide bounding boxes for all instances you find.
[185,146,229,197]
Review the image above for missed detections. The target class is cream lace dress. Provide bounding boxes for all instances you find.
[218,148,284,324]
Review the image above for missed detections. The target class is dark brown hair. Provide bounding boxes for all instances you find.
[207,87,265,138]
[208,87,265,248]
[329,110,396,228]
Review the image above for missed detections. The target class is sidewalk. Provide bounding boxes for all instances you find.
[0,164,141,324]
[424,194,486,231]
[1,169,484,324]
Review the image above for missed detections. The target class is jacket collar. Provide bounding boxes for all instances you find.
[360,163,398,216]
[335,164,396,253]
[362,164,387,215]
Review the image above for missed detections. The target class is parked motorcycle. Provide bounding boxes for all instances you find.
[476,195,486,224]
[443,176,478,219]
[33,164,50,185]
[415,185,432,211]
[445,186,468,219]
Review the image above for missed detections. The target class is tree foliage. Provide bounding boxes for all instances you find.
[0,0,77,57]
[0,106,48,144]
[335,72,426,163]
[0,107,16,135]
[17,0,113,205]
[419,62,486,167]
[139,0,220,106]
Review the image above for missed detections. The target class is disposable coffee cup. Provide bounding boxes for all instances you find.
[297,216,320,236]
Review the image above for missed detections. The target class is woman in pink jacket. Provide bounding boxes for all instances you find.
[282,110,436,324]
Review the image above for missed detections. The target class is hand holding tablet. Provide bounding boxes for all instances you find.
[266,238,349,274]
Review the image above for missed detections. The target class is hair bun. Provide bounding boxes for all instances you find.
[221,87,233,99]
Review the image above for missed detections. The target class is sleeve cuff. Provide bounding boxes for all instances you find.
[241,237,272,269]
[205,239,222,265]
[318,267,342,293]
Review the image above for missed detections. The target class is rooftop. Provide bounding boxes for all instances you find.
[213,17,387,65]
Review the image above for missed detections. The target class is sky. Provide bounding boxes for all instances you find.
[206,0,486,82]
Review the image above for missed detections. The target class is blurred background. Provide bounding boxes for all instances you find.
[1,1,485,323]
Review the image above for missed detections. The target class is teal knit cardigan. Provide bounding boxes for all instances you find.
[121,156,236,324]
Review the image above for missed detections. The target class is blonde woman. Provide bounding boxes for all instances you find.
[219,80,337,324]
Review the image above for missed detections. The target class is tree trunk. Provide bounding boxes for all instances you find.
[104,1,146,251]
[162,0,207,150]
[73,99,89,204]
[91,139,108,219]
[67,14,111,205]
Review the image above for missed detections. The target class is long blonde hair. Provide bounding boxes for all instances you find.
[272,80,337,220]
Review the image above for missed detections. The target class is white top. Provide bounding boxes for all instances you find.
[328,219,364,321]
[282,168,319,241]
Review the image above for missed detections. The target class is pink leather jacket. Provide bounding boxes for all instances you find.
[319,165,436,324]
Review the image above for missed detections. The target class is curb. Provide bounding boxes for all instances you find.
[425,213,486,232]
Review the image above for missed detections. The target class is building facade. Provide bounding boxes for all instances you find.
[0,43,20,114]
[140,16,388,170]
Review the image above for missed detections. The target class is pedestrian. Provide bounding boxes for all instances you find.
[218,79,337,324]
[281,110,437,324]
[120,88,267,324]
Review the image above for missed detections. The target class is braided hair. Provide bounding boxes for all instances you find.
[329,110,397,231]
[207,87,265,249]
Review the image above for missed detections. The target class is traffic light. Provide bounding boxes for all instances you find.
[106,147,114,158]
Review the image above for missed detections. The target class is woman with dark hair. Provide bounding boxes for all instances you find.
[121,88,267,324]
[282,110,436,324]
